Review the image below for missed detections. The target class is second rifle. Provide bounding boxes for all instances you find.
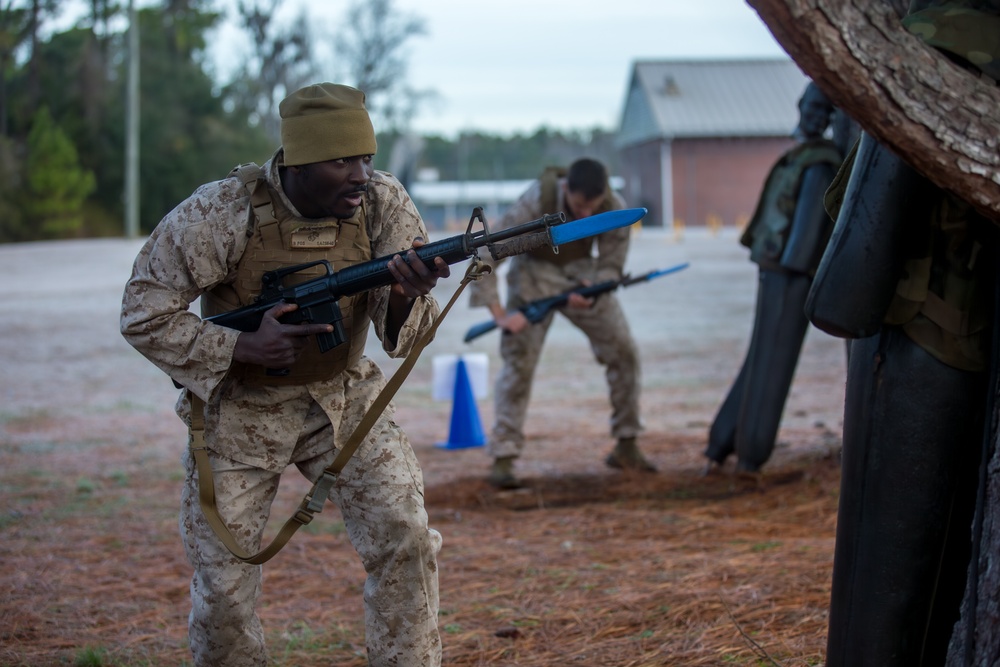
[463,262,689,343]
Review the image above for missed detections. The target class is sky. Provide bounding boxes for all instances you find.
[207,0,790,138]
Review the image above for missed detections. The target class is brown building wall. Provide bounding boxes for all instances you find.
[619,136,796,229]
[671,136,795,230]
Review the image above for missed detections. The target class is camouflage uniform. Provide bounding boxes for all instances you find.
[121,150,442,667]
[468,178,642,460]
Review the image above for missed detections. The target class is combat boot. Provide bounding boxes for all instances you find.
[489,456,520,489]
[605,437,657,472]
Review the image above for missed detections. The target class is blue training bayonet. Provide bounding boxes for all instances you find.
[549,207,647,245]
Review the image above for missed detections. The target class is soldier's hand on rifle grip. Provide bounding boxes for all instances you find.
[497,310,530,335]
[387,236,451,300]
[232,302,333,367]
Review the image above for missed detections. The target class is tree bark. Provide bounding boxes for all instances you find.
[945,419,1000,666]
[746,0,1000,222]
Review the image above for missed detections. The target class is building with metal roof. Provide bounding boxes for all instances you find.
[617,58,812,229]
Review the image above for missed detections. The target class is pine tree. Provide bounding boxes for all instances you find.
[22,106,96,238]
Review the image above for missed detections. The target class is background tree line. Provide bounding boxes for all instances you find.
[0,0,619,243]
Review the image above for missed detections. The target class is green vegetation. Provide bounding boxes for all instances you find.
[21,106,95,239]
[0,0,618,243]
[73,645,110,666]
[0,0,271,241]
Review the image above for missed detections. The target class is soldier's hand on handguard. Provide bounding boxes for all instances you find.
[387,236,451,299]
[232,302,332,367]
[566,292,594,309]
[567,280,594,309]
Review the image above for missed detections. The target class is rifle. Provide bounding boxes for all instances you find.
[206,206,647,351]
[462,262,689,343]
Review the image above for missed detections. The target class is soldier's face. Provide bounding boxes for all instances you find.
[292,155,375,219]
[565,190,605,220]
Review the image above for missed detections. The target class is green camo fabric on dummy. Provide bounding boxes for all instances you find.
[902,1,1000,79]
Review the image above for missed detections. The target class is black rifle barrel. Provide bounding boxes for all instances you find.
[206,211,565,333]
[314,211,564,298]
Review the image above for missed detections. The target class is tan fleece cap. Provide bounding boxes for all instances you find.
[279,83,377,166]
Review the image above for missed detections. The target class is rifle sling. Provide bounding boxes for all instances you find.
[189,260,490,564]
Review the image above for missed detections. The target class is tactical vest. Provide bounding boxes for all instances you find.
[526,166,615,265]
[826,149,996,372]
[883,193,995,372]
[200,163,372,385]
[740,139,843,271]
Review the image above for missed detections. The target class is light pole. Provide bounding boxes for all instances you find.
[124,0,140,239]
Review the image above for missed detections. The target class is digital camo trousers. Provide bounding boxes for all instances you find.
[179,417,442,667]
[489,292,642,459]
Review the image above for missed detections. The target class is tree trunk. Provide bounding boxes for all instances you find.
[746,0,1000,222]
[945,416,1000,666]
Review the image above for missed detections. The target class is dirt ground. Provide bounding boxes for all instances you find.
[0,226,847,666]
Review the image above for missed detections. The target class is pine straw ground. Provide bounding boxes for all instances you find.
[0,232,845,666]
[0,413,841,667]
